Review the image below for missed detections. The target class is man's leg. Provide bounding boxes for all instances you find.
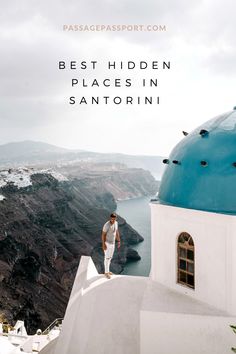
[104,248,110,274]
[107,243,115,273]
[104,243,115,277]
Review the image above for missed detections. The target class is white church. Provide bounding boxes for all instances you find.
[40,109,236,354]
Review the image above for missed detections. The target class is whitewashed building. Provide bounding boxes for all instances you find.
[40,109,236,354]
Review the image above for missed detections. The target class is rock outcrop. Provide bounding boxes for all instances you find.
[57,161,158,201]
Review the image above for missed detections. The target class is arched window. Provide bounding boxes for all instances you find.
[177,232,195,289]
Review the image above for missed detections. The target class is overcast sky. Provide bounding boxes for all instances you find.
[0,0,236,156]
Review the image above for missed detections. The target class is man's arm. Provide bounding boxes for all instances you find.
[102,231,107,250]
[116,229,121,248]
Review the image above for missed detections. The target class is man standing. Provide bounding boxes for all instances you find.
[102,213,121,279]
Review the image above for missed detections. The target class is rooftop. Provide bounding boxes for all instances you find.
[159,109,236,215]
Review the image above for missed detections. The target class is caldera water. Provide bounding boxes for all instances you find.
[116,196,152,276]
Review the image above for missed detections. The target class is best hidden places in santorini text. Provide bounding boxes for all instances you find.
[58,59,171,106]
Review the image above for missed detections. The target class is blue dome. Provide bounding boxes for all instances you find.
[158,109,236,215]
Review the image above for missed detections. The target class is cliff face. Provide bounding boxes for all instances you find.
[0,169,153,333]
[56,161,159,200]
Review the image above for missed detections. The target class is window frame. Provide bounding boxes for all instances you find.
[177,232,195,289]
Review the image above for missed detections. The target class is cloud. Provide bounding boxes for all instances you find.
[0,0,235,155]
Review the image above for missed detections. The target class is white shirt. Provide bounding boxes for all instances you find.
[103,221,118,244]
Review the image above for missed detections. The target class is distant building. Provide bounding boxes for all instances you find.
[40,109,236,354]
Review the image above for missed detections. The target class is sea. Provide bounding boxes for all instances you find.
[116,195,153,277]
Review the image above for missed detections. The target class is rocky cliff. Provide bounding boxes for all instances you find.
[56,161,159,200]
[0,167,156,333]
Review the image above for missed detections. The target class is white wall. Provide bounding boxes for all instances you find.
[140,310,236,354]
[150,203,236,314]
[40,256,147,354]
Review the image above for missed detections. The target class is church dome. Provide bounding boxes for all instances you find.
[158,108,236,215]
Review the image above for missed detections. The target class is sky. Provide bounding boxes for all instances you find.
[0,0,236,157]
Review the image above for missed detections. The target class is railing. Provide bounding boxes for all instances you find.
[42,318,63,335]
